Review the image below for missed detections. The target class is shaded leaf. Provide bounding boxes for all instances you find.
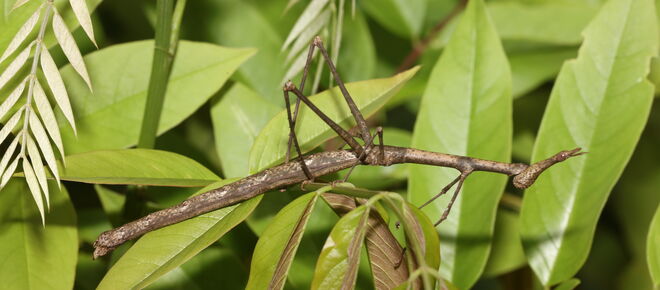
[68,0,96,46]
[360,0,426,38]
[246,192,320,290]
[311,205,370,289]
[41,45,76,132]
[249,66,419,172]
[0,7,39,63]
[408,0,511,288]
[56,149,219,187]
[648,205,660,288]
[94,184,125,226]
[57,40,255,153]
[0,180,77,290]
[210,82,280,178]
[554,278,581,290]
[282,0,329,49]
[509,47,577,98]
[519,0,658,285]
[98,179,261,289]
[482,208,526,277]
[52,8,91,89]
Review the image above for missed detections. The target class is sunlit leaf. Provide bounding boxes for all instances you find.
[408,0,511,288]
[11,0,32,10]
[28,110,59,183]
[40,45,76,132]
[0,7,39,63]
[54,149,219,186]
[0,76,27,121]
[282,0,329,49]
[98,180,261,289]
[68,0,96,46]
[0,107,24,145]
[26,135,49,209]
[249,66,419,172]
[285,9,329,64]
[52,8,92,89]
[33,80,64,157]
[0,41,32,90]
[0,155,20,187]
[519,0,658,285]
[0,133,21,178]
[21,158,44,224]
[246,192,320,290]
[0,180,77,289]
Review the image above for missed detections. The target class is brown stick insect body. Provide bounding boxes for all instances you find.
[93,37,584,259]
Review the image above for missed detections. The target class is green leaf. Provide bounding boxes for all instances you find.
[95,184,125,226]
[360,0,426,39]
[311,205,370,290]
[98,179,261,289]
[57,149,219,186]
[211,82,280,178]
[488,1,599,45]
[648,205,660,288]
[510,47,577,98]
[483,208,526,277]
[554,278,581,290]
[58,40,255,153]
[246,192,320,290]
[519,0,658,285]
[408,0,511,288]
[249,66,419,173]
[409,204,441,272]
[0,180,77,290]
[0,0,102,56]
[337,8,376,82]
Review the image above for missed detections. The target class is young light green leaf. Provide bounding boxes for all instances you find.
[483,208,526,277]
[509,47,577,98]
[408,0,511,288]
[0,76,27,121]
[311,205,370,290]
[33,80,64,157]
[0,180,77,290]
[98,180,261,290]
[648,205,660,288]
[26,135,49,209]
[360,0,426,38]
[68,0,96,46]
[246,192,320,290]
[282,0,329,49]
[0,155,20,187]
[28,111,59,183]
[249,66,419,172]
[40,45,76,132]
[0,41,33,90]
[0,134,21,179]
[210,82,280,178]
[11,0,32,10]
[52,8,91,89]
[58,40,255,153]
[519,0,658,286]
[21,158,45,224]
[0,7,39,63]
[0,107,24,145]
[554,278,581,290]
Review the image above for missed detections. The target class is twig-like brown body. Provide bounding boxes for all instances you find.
[93,145,581,258]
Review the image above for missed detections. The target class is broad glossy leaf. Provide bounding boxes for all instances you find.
[311,205,370,290]
[57,149,219,186]
[408,0,511,288]
[360,0,426,38]
[483,208,526,277]
[58,40,255,153]
[509,47,576,98]
[519,0,658,285]
[0,180,77,290]
[249,66,419,172]
[246,192,320,290]
[211,82,280,178]
[98,179,261,289]
[648,205,660,288]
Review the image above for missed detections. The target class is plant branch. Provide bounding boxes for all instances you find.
[93,145,583,258]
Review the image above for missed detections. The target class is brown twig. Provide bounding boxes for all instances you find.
[396,0,467,73]
[93,145,583,258]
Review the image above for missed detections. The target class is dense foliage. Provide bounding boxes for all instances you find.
[0,0,659,289]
